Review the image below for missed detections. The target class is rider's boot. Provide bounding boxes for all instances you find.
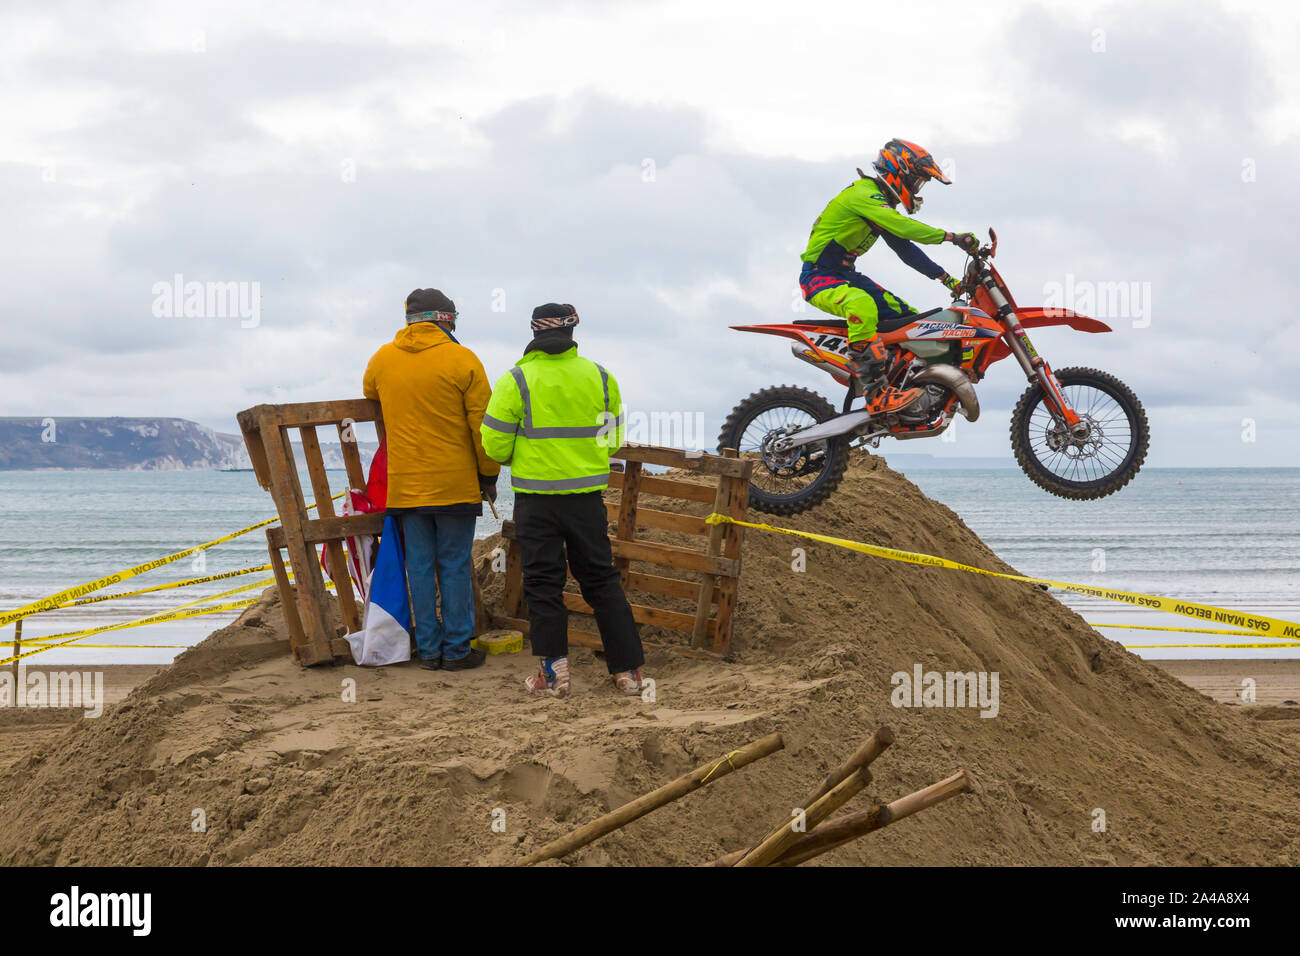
[847,336,923,415]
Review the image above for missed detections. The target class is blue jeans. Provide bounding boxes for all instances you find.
[397,512,477,663]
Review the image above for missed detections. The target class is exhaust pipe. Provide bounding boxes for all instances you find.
[911,364,980,422]
[790,343,851,386]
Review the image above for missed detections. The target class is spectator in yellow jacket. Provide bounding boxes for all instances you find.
[362,288,500,671]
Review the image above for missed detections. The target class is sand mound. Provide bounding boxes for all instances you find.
[1,453,1298,866]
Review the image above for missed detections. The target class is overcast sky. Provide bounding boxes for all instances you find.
[2,0,1297,466]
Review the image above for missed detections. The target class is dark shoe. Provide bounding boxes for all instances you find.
[418,656,443,670]
[441,647,487,671]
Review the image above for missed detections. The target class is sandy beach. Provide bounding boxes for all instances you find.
[0,455,1296,867]
[1152,659,1300,708]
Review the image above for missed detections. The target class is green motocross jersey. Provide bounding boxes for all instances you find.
[801,177,946,270]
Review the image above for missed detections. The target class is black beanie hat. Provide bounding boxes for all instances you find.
[405,288,457,324]
[530,302,579,333]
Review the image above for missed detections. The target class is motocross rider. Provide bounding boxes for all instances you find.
[799,138,979,414]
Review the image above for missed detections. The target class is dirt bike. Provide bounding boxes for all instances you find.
[719,230,1149,514]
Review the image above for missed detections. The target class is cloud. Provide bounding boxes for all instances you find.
[1,0,1297,468]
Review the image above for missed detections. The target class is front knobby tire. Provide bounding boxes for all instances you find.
[1010,366,1149,499]
[717,385,850,516]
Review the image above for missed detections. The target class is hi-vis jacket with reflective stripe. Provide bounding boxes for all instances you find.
[480,345,625,494]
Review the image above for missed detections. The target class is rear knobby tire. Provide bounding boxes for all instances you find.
[1010,366,1149,499]
[717,385,849,516]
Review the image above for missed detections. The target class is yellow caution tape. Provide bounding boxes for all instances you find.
[1122,642,1300,650]
[0,598,259,666]
[0,494,340,627]
[5,578,334,663]
[471,629,524,655]
[19,576,277,644]
[706,514,1300,640]
[1090,622,1262,637]
[14,643,190,650]
[56,564,273,609]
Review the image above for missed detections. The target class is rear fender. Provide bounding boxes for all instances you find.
[731,323,850,369]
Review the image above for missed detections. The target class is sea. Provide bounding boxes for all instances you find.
[1,467,1297,666]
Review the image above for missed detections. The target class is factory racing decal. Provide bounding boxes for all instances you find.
[910,321,978,339]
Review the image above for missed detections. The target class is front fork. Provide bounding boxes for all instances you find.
[984,283,1081,428]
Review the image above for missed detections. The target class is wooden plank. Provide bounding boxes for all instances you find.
[267,514,386,548]
[615,444,750,478]
[261,423,335,664]
[604,502,708,536]
[298,427,335,516]
[613,460,641,585]
[712,460,750,656]
[562,592,713,636]
[625,570,715,603]
[693,452,733,647]
[610,538,738,577]
[265,533,306,652]
[300,426,362,637]
[503,535,524,619]
[608,471,716,504]
[336,421,367,491]
[237,411,273,491]
[247,400,381,429]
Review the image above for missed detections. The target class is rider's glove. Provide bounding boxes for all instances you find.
[945,231,979,254]
[940,273,961,293]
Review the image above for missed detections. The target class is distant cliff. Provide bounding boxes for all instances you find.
[0,417,380,471]
[0,418,249,470]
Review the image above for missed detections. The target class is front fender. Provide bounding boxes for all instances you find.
[1012,307,1112,333]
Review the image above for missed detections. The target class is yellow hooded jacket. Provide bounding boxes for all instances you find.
[362,323,500,510]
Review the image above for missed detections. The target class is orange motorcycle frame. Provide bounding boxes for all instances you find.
[731,263,1112,433]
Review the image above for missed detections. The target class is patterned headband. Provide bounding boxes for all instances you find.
[406,310,457,325]
[531,312,579,332]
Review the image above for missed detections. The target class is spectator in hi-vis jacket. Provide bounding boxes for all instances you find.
[480,302,645,699]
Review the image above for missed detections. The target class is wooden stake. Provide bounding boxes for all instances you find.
[707,769,973,867]
[777,769,974,866]
[804,725,894,807]
[733,766,872,867]
[518,732,785,866]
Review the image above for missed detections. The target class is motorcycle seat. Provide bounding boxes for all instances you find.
[793,307,946,334]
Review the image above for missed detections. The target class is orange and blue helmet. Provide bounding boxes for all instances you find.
[871,139,951,214]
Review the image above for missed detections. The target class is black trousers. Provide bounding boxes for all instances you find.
[513,491,644,674]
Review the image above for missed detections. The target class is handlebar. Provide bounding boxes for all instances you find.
[950,227,997,301]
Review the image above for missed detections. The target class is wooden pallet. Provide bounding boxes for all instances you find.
[493,444,753,658]
[237,400,383,666]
